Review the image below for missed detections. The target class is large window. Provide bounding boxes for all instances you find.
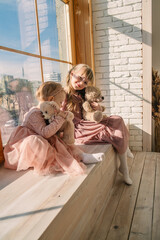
[0,0,72,145]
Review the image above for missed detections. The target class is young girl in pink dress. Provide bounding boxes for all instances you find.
[4,81,105,175]
[63,64,132,185]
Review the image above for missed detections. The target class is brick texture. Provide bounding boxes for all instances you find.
[92,0,143,151]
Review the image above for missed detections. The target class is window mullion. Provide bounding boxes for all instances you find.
[61,0,70,4]
[34,0,44,83]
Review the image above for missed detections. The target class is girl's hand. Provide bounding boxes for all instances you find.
[58,131,64,138]
[58,111,68,119]
[90,102,102,111]
[50,115,55,122]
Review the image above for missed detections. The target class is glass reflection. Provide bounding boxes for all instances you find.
[0,0,39,54]
[0,51,42,145]
[43,59,71,86]
[38,0,70,61]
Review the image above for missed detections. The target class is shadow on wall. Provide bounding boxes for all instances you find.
[129,124,143,152]
[94,14,151,113]
[129,123,155,152]
[93,7,151,151]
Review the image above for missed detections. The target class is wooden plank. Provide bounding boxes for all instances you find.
[152,118,155,151]
[0,162,96,240]
[0,46,71,65]
[37,146,116,240]
[89,0,95,73]
[129,152,156,240]
[152,153,160,240]
[3,149,158,240]
[73,0,86,64]
[142,0,152,151]
[88,152,135,240]
[0,173,91,240]
[67,149,117,240]
[52,165,116,240]
[104,152,145,240]
[0,172,71,240]
[0,166,26,190]
[34,0,44,82]
[69,173,117,240]
[0,171,46,209]
[83,0,92,66]
[73,0,92,66]
[69,0,76,65]
[0,145,114,240]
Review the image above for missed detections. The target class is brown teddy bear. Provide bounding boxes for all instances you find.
[40,101,75,145]
[82,86,107,123]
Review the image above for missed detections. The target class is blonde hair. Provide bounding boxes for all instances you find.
[65,64,94,112]
[36,81,63,101]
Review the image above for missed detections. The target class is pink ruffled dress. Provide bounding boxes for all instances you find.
[63,94,129,154]
[4,107,86,175]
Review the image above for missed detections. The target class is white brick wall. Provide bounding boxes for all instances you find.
[92,0,143,151]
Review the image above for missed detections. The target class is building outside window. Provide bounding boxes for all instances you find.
[0,0,72,145]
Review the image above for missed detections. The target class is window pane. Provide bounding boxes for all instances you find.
[38,0,70,62]
[43,59,71,86]
[0,51,42,145]
[0,0,39,54]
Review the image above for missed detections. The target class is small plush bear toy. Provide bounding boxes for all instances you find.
[82,86,106,123]
[40,101,75,145]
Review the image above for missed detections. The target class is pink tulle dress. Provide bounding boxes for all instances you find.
[4,107,86,175]
[63,94,129,154]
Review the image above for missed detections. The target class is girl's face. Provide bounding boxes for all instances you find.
[70,68,89,90]
[54,90,66,107]
[47,90,66,107]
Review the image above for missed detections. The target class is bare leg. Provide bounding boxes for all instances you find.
[118,151,132,185]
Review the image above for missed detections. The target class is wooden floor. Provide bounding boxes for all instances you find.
[1,150,160,240]
[89,151,160,240]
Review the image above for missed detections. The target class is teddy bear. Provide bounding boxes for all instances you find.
[82,86,107,123]
[40,101,75,145]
